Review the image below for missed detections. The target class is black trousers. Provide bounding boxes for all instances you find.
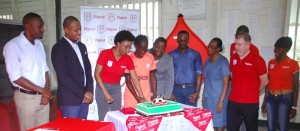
[227,100,259,131]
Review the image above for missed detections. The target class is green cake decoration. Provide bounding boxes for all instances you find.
[136,100,183,116]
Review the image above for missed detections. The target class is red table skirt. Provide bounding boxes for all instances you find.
[28,118,115,131]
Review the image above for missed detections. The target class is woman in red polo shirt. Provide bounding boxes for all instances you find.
[94,30,146,121]
[261,37,299,131]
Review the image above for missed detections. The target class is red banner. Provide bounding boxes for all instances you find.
[183,108,213,131]
[126,116,162,131]
[126,108,212,131]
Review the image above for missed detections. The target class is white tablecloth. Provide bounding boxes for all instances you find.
[104,104,214,131]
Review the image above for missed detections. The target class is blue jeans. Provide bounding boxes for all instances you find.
[172,86,197,107]
[266,92,292,131]
[60,103,89,119]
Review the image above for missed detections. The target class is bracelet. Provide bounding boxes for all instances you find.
[220,99,224,101]
[292,106,297,110]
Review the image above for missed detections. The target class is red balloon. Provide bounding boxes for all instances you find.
[166,14,208,66]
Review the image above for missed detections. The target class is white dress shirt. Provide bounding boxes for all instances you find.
[63,36,86,86]
[3,31,50,89]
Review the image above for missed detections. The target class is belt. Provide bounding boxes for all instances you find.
[269,89,292,96]
[15,87,41,95]
[174,83,196,88]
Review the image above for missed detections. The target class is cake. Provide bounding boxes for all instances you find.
[136,99,183,116]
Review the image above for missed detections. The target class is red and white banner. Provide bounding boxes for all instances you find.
[183,108,213,131]
[124,108,212,131]
[126,116,162,131]
[80,6,140,120]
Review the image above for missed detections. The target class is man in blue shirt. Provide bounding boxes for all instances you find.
[169,30,202,107]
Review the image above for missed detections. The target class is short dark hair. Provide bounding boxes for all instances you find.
[153,37,167,47]
[177,30,189,38]
[114,30,135,45]
[63,16,79,28]
[22,13,42,25]
[274,37,293,51]
[235,25,249,36]
[236,33,251,42]
[211,37,223,52]
[134,35,148,46]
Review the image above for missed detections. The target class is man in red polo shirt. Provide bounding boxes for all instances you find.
[227,33,268,131]
[230,25,259,57]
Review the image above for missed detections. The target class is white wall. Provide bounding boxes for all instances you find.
[161,0,287,59]
[1,0,299,123]
[162,0,300,123]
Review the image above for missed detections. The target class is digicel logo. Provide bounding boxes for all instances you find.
[107,36,114,45]
[95,38,105,43]
[119,25,126,31]
[127,28,137,32]
[106,27,117,31]
[97,25,105,34]
[84,36,92,44]
[130,14,137,23]
[117,16,127,20]
[93,15,105,19]
[84,12,92,21]
[84,27,95,31]
[107,13,115,22]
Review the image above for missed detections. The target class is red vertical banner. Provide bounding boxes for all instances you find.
[166,14,208,65]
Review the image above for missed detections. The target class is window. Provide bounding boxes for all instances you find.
[100,1,160,48]
[0,14,13,20]
[287,0,300,63]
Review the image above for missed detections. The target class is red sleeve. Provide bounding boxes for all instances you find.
[97,50,107,65]
[291,60,299,74]
[255,55,267,76]
[250,44,259,55]
[126,55,134,70]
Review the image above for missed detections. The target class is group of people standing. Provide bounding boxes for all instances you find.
[202,25,299,131]
[3,12,299,131]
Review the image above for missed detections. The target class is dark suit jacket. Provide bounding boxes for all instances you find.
[51,37,93,106]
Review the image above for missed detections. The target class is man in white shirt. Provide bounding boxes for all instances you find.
[3,13,52,131]
[51,16,93,119]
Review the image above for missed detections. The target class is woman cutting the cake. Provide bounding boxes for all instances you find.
[94,30,147,121]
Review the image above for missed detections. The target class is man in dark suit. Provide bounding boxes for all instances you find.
[51,16,93,119]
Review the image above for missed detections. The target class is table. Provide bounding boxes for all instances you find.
[104,105,213,131]
[28,118,116,131]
